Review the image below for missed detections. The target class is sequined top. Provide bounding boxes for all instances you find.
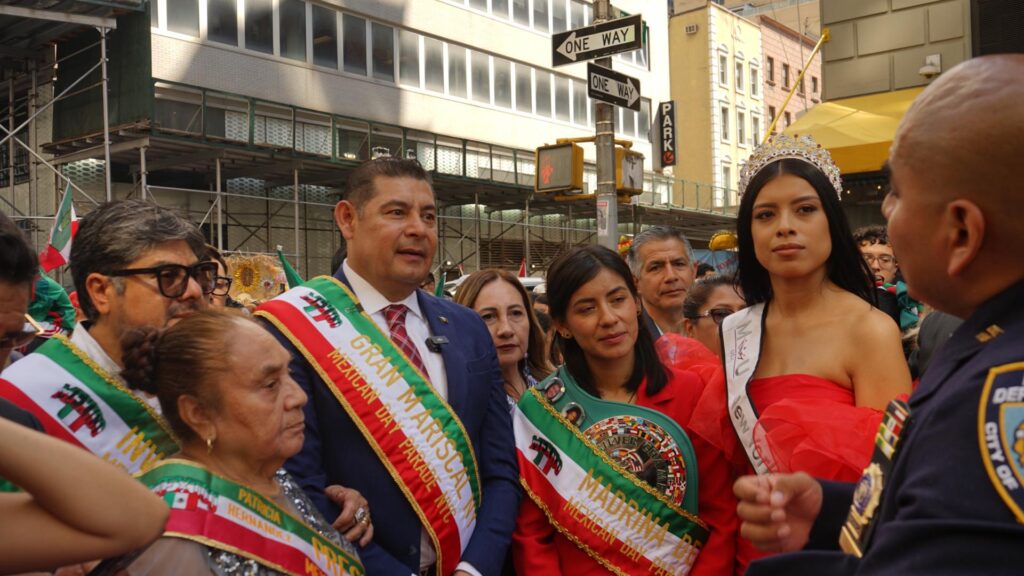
[128,470,360,576]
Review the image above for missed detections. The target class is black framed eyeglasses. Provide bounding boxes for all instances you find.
[212,275,233,296]
[107,261,219,298]
[863,254,895,266]
[0,315,43,349]
[688,308,736,326]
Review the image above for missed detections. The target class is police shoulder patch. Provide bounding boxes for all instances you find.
[978,361,1024,524]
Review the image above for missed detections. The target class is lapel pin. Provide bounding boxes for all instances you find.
[439,315,449,324]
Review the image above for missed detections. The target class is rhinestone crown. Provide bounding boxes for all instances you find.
[738,134,843,200]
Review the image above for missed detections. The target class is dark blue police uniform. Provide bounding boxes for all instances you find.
[748,279,1024,575]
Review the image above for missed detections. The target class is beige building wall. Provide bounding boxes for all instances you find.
[760,16,821,135]
[668,10,712,207]
[821,0,971,99]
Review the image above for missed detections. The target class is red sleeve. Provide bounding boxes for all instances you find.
[688,429,739,576]
[512,493,563,575]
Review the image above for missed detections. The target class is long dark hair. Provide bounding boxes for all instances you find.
[735,159,876,305]
[546,245,667,397]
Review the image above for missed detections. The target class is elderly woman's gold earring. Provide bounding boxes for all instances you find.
[206,437,215,454]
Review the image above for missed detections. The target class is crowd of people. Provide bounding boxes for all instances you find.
[0,54,1022,576]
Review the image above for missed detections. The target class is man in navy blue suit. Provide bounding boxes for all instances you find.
[734,55,1024,574]
[260,157,519,576]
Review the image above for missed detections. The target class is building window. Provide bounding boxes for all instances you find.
[737,111,746,145]
[723,164,732,191]
[168,0,198,36]
[640,99,651,142]
[552,0,568,33]
[751,115,761,145]
[719,54,728,85]
[572,80,587,125]
[735,61,744,92]
[342,15,367,75]
[766,57,774,83]
[720,106,730,142]
[280,0,307,62]
[398,30,420,87]
[623,107,638,137]
[812,76,819,93]
[555,76,570,121]
[471,51,490,103]
[469,0,487,11]
[768,106,777,133]
[424,37,444,93]
[371,23,395,82]
[536,71,552,117]
[534,0,550,32]
[448,45,467,98]
[311,5,338,68]
[513,0,530,26]
[570,1,584,29]
[515,64,532,114]
[750,67,759,96]
[783,63,791,88]
[784,111,792,126]
[244,0,273,54]
[492,0,509,18]
[799,76,805,95]
[207,0,237,45]
[494,57,513,109]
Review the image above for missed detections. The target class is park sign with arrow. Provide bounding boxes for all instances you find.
[552,14,643,67]
[587,63,641,111]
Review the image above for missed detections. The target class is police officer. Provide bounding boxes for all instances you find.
[733,54,1024,574]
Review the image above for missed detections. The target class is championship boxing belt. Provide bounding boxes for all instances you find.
[0,335,176,477]
[720,303,772,474]
[256,277,480,576]
[514,367,709,576]
[138,459,364,576]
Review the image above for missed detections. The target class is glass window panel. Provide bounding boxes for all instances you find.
[312,5,337,68]
[570,1,584,29]
[471,51,490,104]
[343,15,367,74]
[245,0,273,54]
[493,0,509,18]
[513,0,529,26]
[535,71,551,117]
[555,76,570,122]
[448,46,467,98]
[625,108,638,137]
[719,55,728,84]
[639,100,651,141]
[552,0,567,33]
[470,0,487,10]
[515,64,531,113]
[207,0,237,45]
[371,23,395,82]
[736,62,744,90]
[572,80,587,125]
[168,0,199,36]
[737,111,746,143]
[750,68,758,96]
[280,0,306,62]
[494,57,512,108]
[151,0,158,27]
[424,37,444,93]
[399,30,420,87]
[721,107,729,141]
[533,0,549,32]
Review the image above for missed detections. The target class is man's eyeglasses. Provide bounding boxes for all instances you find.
[687,308,737,326]
[107,262,219,298]
[0,315,43,349]
[211,275,233,296]
[863,254,895,266]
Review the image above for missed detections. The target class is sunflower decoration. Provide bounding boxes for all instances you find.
[227,254,287,303]
[617,234,633,257]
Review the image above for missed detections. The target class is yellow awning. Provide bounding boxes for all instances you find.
[783,87,925,174]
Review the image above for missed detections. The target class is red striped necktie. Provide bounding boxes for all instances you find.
[383,304,430,381]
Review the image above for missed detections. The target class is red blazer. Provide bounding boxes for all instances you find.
[512,366,738,576]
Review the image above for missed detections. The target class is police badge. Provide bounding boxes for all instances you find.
[978,362,1024,524]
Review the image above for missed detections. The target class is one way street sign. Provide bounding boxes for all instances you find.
[587,63,641,111]
[552,14,643,67]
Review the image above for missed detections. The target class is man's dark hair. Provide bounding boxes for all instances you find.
[70,200,206,321]
[696,262,715,278]
[853,225,889,246]
[0,210,37,286]
[344,157,432,213]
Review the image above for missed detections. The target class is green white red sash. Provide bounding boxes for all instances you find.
[721,303,772,474]
[138,459,364,576]
[255,276,480,575]
[0,335,176,474]
[514,383,709,575]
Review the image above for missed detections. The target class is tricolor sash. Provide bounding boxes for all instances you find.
[255,277,480,575]
[138,459,364,576]
[0,335,176,475]
[720,303,771,474]
[514,368,709,576]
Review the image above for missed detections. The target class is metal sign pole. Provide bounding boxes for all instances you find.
[594,0,616,250]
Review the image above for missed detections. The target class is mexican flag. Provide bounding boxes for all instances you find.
[39,182,78,272]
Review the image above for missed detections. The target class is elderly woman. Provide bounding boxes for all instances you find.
[454,269,552,409]
[121,309,369,575]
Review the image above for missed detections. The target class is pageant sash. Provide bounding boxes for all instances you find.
[514,369,709,576]
[138,459,364,576]
[721,303,771,474]
[0,335,176,474]
[256,277,480,575]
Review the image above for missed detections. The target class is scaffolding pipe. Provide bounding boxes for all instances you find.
[474,192,481,270]
[0,59,102,149]
[28,60,38,223]
[524,198,530,273]
[216,158,223,250]
[139,146,147,199]
[0,124,99,205]
[293,169,300,266]
[99,27,112,201]
[8,77,14,204]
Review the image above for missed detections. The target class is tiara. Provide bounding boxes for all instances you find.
[738,134,843,199]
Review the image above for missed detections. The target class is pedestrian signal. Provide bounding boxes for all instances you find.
[616,148,644,195]
[535,143,584,194]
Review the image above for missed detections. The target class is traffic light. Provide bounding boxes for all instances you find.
[535,143,584,194]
